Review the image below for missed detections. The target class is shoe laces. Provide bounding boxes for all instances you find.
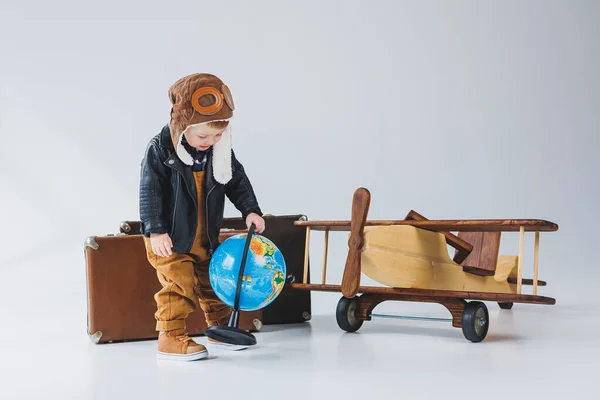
[165,330,192,344]
[175,333,192,344]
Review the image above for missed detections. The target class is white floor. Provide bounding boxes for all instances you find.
[2,242,599,400]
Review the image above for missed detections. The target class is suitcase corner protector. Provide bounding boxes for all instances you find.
[299,215,308,221]
[84,236,99,251]
[253,318,263,331]
[88,330,103,343]
[302,311,311,321]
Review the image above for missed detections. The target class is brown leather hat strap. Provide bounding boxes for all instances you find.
[172,102,192,111]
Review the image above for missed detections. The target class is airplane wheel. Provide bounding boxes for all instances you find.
[336,296,363,332]
[462,301,489,342]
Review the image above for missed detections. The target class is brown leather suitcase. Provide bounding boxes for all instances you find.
[84,232,262,344]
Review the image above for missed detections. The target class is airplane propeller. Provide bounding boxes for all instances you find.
[341,187,371,298]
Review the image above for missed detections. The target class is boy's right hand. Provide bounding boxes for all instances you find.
[150,233,173,257]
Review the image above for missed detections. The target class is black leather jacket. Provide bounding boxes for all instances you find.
[139,125,263,254]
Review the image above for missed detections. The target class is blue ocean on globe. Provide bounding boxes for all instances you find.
[209,233,286,311]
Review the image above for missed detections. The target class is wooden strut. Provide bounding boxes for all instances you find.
[322,229,329,284]
[355,294,467,328]
[517,226,524,294]
[303,226,311,284]
[533,231,540,295]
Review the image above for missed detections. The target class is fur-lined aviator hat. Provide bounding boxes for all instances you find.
[168,73,235,184]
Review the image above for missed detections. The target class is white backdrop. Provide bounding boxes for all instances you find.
[1,0,599,316]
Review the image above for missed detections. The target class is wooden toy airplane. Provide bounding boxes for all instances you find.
[290,187,557,342]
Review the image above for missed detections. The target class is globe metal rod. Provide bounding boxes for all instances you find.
[234,223,255,313]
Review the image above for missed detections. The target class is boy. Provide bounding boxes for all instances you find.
[139,73,265,361]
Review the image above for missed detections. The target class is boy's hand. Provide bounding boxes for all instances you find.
[150,233,173,257]
[246,213,265,234]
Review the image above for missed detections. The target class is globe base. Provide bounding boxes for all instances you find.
[205,325,257,346]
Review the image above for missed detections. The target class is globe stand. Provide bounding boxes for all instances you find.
[205,224,258,346]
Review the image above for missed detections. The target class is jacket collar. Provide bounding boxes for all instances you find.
[159,122,232,185]
[160,125,215,186]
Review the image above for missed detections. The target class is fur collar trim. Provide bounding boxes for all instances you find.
[176,121,233,184]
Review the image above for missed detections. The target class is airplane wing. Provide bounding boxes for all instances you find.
[293,219,558,232]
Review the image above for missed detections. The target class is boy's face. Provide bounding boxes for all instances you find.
[183,124,225,151]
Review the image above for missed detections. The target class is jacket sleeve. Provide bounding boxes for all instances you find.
[224,150,263,221]
[139,142,169,237]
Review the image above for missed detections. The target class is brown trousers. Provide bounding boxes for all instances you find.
[143,170,231,332]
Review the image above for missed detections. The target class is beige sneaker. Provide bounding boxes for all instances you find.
[206,337,248,351]
[157,329,208,361]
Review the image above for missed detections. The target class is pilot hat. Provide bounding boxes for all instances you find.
[168,73,235,184]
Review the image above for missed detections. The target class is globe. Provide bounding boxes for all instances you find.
[209,233,286,311]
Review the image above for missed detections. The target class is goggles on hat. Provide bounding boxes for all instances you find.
[172,85,235,115]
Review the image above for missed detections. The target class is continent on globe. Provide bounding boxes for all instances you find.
[262,269,286,307]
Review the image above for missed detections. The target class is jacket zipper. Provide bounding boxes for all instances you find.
[171,174,180,237]
[205,183,216,255]
[180,172,197,251]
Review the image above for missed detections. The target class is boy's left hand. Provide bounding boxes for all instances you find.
[246,213,265,234]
